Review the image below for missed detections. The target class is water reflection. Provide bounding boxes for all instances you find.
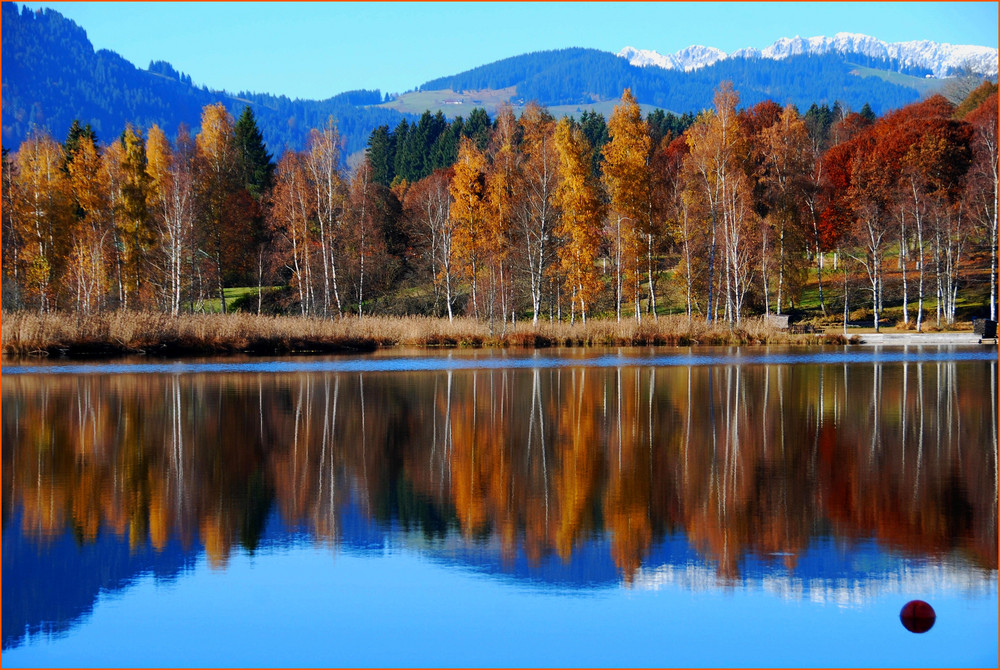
[3,356,997,649]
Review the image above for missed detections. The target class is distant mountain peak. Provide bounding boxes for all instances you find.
[619,33,999,78]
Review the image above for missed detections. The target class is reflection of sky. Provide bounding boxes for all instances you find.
[5,505,997,668]
[4,346,996,376]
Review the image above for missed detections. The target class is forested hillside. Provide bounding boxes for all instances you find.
[1,4,412,155]
[4,3,951,160]
[419,48,925,114]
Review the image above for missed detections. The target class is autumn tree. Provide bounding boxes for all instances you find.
[683,83,751,323]
[759,104,812,315]
[269,150,316,315]
[660,135,702,320]
[65,132,111,312]
[554,117,604,322]
[404,169,457,319]
[450,136,488,319]
[147,124,196,315]
[2,148,24,307]
[305,118,347,317]
[519,103,559,326]
[194,104,243,313]
[485,105,522,329]
[345,159,390,318]
[965,93,998,319]
[641,127,676,320]
[13,130,73,311]
[602,89,650,322]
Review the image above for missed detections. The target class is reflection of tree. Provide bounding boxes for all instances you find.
[3,359,996,578]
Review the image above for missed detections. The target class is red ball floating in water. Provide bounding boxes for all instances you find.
[900,600,936,633]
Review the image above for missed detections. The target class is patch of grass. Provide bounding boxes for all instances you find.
[378,88,670,121]
[847,63,947,96]
[197,286,275,314]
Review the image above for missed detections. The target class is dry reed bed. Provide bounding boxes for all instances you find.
[1,311,851,358]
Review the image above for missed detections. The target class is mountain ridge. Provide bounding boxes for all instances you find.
[2,4,993,156]
[619,32,999,78]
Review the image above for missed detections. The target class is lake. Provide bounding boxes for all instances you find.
[2,346,997,667]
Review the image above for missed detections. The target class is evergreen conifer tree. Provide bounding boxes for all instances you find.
[462,108,492,151]
[234,106,275,200]
[366,124,395,186]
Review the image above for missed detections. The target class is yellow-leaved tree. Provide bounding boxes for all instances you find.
[195,104,240,313]
[684,82,748,322]
[66,133,111,313]
[15,130,73,312]
[554,117,604,323]
[147,124,196,315]
[602,89,650,322]
[450,136,488,319]
[485,104,522,330]
[519,102,559,325]
[118,125,153,310]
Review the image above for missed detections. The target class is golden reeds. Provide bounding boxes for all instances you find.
[1,311,851,358]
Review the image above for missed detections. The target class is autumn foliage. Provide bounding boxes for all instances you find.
[3,84,996,326]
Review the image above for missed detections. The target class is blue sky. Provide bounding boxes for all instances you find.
[17,2,1000,100]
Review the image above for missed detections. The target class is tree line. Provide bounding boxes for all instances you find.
[3,81,997,329]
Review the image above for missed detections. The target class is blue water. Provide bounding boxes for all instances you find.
[3,345,996,376]
[4,503,996,668]
[3,347,997,667]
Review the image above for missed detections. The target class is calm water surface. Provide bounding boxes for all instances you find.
[3,346,997,667]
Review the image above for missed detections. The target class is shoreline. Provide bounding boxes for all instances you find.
[2,311,994,360]
[856,332,996,346]
[1,311,850,359]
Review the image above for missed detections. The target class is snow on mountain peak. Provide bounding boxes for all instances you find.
[617,33,998,78]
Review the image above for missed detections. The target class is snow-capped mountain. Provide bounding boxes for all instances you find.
[618,45,727,72]
[619,32,998,78]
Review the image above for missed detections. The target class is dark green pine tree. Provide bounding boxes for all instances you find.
[462,108,492,151]
[579,110,609,179]
[859,102,876,123]
[393,110,450,183]
[367,124,396,187]
[234,106,276,294]
[392,119,412,183]
[62,119,97,171]
[419,111,449,177]
[804,103,834,149]
[234,106,275,200]
[428,117,463,172]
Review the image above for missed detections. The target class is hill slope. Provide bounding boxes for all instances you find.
[417,47,931,115]
[1,4,412,155]
[3,4,987,156]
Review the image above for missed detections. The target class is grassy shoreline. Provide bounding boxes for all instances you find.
[1,311,860,359]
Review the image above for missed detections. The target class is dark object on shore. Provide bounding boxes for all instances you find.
[899,600,936,633]
[972,319,997,338]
